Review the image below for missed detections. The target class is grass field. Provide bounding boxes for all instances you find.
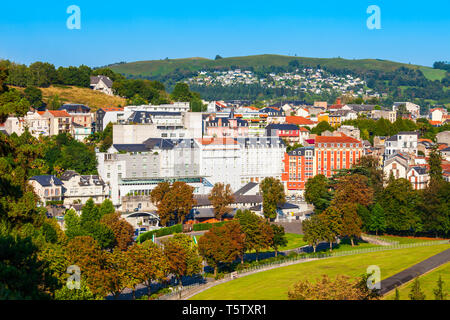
[12,85,126,111]
[190,244,450,300]
[384,262,450,300]
[279,233,307,251]
[419,67,447,81]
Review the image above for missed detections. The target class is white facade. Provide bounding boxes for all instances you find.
[385,132,418,157]
[5,111,50,138]
[60,171,108,205]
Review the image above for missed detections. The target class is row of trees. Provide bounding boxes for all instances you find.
[198,210,287,276]
[304,150,450,239]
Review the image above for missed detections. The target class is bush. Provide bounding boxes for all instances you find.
[193,221,229,231]
[137,224,183,243]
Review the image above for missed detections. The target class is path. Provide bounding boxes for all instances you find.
[378,248,450,295]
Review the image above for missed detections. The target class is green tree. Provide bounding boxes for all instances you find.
[260,177,285,221]
[433,275,447,300]
[304,174,332,213]
[319,206,343,251]
[409,277,426,300]
[368,203,386,236]
[302,214,325,253]
[270,224,288,257]
[311,121,334,135]
[24,86,43,108]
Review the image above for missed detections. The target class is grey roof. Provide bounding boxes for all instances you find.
[259,107,285,116]
[234,182,259,196]
[113,144,149,152]
[143,138,197,150]
[194,194,262,207]
[188,208,237,220]
[60,104,90,113]
[287,146,315,156]
[250,202,299,211]
[60,170,79,181]
[441,146,450,152]
[29,175,63,187]
[347,104,376,112]
[90,75,113,88]
[236,136,286,147]
[206,117,248,127]
[266,123,299,131]
[127,111,182,124]
[0,129,8,136]
[410,166,428,175]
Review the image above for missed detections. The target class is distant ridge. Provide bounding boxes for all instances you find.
[109,54,433,79]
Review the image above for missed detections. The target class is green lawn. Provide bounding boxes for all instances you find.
[376,235,445,244]
[419,67,447,81]
[190,244,450,300]
[384,262,450,300]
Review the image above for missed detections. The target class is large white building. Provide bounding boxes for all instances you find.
[97,136,286,208]
[384,131,418,158]
[60,171,109,205]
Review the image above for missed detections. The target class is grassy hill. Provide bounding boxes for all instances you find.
[12,85,126,111]
[109,54,439,80]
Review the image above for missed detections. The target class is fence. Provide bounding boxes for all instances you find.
[362,234,400,245]
[157,239,449,300]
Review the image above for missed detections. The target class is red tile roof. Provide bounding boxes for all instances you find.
[315,134,361,144]
[429,120,442,125]
[48,110,70,117]
[285,116,316,126]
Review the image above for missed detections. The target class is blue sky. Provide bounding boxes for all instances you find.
[0,0,449,67]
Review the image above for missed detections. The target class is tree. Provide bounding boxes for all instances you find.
[340,203,363,246]
[198,221,245,276]
[428,146,443,181]
[288,274,379,300]
[302,215,325,253]
[163,234,202,286]
[100,212,135,251]
[99,199,116,216]
[311,121,334,135]
[304,174,332,213]
[66,236,110,297]
[24,86,43,108]
[433,275,447,300]
[331,174,374,209]
[126,241,169,297]
[215,55,223,60]
[171,83,193,102]
[81,198,101,226]
[394,288,400,300]
[151,182,196,225]
[260,177,285,221]
[409,277,426,300]
[270,224,288,257]
[235,210,274,262]
[368,203,386,236]
[319,206,343,251]
[104,249,131,299]
[380,178,421,234]
[208,183,234,221]
[64,209,84,239]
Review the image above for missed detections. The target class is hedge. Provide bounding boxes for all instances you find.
[137,221,231,243]
[137,224,183,243]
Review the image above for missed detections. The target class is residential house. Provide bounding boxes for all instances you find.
[29,175,64,205]
[90,75,114,96]
[384,131,419,158]
[60,170,108,205]
[42,110,72,136]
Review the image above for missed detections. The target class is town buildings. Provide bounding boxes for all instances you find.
[90,75,114,96]
[60,170,108,205]
[384,131,419,158]
[29,175,64,205]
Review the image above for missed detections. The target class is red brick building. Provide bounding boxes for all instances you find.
[281,134,363,194]
[315,135,363,178]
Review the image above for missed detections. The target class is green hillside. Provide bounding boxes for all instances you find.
[109,54,436,79]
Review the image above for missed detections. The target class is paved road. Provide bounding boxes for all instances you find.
[378,248,450,295]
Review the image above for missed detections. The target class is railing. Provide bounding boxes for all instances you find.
[362,234,400,245]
